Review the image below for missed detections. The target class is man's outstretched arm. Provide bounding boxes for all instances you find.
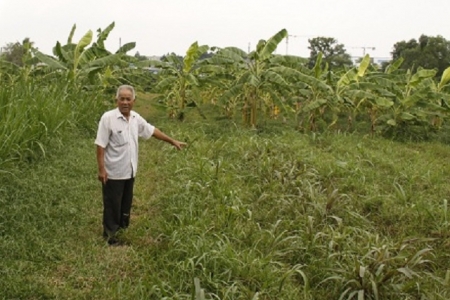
[152,128,187,150]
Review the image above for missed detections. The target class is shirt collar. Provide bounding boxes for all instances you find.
[114,107,136,120]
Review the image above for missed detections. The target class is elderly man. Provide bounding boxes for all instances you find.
[95,85,186,245]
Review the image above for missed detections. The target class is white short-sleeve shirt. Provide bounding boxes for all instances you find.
[95,108,155,179]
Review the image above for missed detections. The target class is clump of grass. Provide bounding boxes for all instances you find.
[0,79,107,170]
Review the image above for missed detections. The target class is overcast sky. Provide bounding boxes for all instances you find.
[1,0,449,59]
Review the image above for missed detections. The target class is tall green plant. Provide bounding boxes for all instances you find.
[214,29,294,127]
[152,42,214,120]
[292,52,336,131]
[32,22,131,90]
[334,55,394,133]
[0,79,105,170]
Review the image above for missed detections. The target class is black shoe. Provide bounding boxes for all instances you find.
[107,237,120,246]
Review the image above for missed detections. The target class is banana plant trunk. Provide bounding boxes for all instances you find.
[179,78,186,111]
[250,88,258,128]
[369,108,377,136]
[180,88,186,110]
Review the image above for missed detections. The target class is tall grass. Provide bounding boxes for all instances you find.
[1,97,450,299]
[0,79,107,170]
[143,125,450,299]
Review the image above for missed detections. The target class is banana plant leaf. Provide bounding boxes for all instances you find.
[185,73,200,86]
[269,55,308,68]
[71,30,93,75]
[237,72,252,85]
[155,77,178,91]
[216,47,247,63]
[409,68,437,87]
[313,52,323,79]
[262,69,289,87]
[84,53,123,69]
[219,83,245,101]
[116,42,136,54]
[302,99,328,112]
[270,66,332,92]
[438,67,450,91]
[375,97,394,108]
[258,29,287,61]
[385,57,404,74]
[357,54,371,77]
[96,22,115,49]
[33,50,67,70]
[248,74,260,87]
[53,42,73,63]
[67,24,76,44]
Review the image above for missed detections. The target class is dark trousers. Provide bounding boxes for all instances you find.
[102,177,135,238]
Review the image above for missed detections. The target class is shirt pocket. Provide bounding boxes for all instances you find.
[111,130,127,146]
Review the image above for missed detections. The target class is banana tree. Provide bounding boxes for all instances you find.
[371,67,447,137]
[341,57,449,137]
[0,38,41,84]
[213,29,296,127]
[290,52,336,131]
[334,54,395,133]
[426,66,450,128]
[152,42,223,120]
[32,22,131,89]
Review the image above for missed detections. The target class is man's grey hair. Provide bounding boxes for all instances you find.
[116,85,136,100]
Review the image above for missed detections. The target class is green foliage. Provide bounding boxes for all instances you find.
[391,35,450,78]
[32,22,137,90]
[307,37,353,70]
[0,78,107,170]
[152,41,211,120]
[2,114,450,299]
[2,26,450,299]
[0,37,34,67]
[211,29,307,127]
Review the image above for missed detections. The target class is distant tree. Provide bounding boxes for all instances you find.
[134,51,147,61]
[391,35,450,77]
[0,38,34,66]
[307,37,352,69]
[160,52,183,63]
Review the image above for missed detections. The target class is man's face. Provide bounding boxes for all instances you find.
[116,89,135,116]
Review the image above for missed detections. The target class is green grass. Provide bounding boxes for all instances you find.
[0,79,107,172]
[1,99,450,299]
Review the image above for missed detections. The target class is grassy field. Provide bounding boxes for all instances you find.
[1,96,450,299]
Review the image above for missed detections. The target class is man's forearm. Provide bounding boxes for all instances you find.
[152,128,186,150]
[152,128,175,145]
[96,145,105,170]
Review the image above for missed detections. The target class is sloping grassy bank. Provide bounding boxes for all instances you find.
[1,112,450,299]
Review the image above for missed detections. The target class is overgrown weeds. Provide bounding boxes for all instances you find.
[2,101,450,299]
